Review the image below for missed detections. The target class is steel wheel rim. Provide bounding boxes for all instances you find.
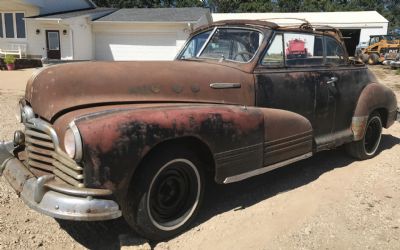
[364,116,382,156]
[147,159,201,231]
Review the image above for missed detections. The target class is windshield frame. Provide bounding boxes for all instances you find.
[176,26,265,64]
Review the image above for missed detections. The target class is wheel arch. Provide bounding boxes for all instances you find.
[352,83,397,141]
[134,136,216,181]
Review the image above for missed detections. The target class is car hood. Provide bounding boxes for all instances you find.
[26,61,255,121]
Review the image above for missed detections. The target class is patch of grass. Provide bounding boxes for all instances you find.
[397,69,400,75]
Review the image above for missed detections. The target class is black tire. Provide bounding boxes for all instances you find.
[122,147,205,241]
[368,53,380,65]
[345,112,383,160]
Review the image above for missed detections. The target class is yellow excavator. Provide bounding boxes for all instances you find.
[356,35,400,65]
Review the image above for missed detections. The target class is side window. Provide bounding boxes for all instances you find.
[284,33,324,66]
[261,34,284,67]
[325,37,346,65]
[200,28,263,62]
[179,30,212,59]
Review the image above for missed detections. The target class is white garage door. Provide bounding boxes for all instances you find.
[95,32,178,61]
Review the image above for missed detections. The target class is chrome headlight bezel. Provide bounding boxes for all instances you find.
[15,102,23,123]
[18,105,35,123]
[64,121,83,162]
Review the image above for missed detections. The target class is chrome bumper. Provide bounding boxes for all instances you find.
[0,141,121,221]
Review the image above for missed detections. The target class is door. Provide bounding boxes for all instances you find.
[256,32,334,137]
[46,30,61,60]
[317,36,370,148]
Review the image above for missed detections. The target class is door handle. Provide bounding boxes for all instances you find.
[326,76,339,97]
[327,77,338,86]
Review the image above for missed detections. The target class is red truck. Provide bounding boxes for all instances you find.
[286,38,308,59]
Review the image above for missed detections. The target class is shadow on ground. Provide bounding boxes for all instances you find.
[57,134,400,249]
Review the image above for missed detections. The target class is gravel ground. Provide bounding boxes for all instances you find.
[0,66,399,250]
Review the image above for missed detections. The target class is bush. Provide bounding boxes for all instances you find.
[4,55,16,64]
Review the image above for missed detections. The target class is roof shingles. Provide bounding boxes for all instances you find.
[96,7,210,22]
[27,8,117,20]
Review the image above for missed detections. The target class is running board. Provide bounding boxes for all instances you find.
[223,152,313,184]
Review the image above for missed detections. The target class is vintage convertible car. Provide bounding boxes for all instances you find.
[0,20,399,240]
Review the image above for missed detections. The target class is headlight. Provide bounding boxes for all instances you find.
[64,121,83,161]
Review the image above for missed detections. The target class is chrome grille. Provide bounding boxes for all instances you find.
[24,118,84,187]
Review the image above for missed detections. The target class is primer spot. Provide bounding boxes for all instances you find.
[172,84,183,93]
[151,84,161,93]
[191,84,200,93]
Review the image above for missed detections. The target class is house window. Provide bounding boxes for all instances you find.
[0,12,26,39]
[4,13,14,38]
[16,13,26,38]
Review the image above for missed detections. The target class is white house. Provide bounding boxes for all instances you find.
[0,0,115,60]
[0,0,210,61]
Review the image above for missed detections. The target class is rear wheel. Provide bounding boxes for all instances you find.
[368,53,380,65]
[122,147,204,241]
[346,112,383,160]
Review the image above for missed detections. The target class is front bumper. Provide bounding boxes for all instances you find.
[0,141,121,221]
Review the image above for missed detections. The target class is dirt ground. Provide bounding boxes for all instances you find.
[0,65,399,250]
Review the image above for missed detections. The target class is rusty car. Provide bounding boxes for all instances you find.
[0,19,399,240]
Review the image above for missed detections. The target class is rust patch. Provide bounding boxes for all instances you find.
[351,116,368,141]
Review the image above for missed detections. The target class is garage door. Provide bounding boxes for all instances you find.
[95,32,178,61]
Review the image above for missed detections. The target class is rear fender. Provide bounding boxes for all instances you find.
[352,83,397,141]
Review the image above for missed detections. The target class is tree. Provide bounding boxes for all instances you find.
[277,0,301,12]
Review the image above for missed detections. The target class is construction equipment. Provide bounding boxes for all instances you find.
[357,35,400,65]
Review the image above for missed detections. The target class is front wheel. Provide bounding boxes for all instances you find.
[122,148,204,241]
[346,112,383,160]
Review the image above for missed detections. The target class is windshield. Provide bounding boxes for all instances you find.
[178,28,263,63]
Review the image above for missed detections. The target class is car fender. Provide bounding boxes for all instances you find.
[352,83,398,141]
[74,104,265,196]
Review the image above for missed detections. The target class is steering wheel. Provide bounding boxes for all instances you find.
[233,51,254,62]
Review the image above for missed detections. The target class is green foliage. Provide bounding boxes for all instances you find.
[92,0,400,31]
[4,55,16,65]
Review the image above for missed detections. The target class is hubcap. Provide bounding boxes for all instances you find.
[364,116,382,156]
[147,159,200,231]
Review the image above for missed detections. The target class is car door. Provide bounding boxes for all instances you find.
[255,32,334,140]
[318,35,370,148]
